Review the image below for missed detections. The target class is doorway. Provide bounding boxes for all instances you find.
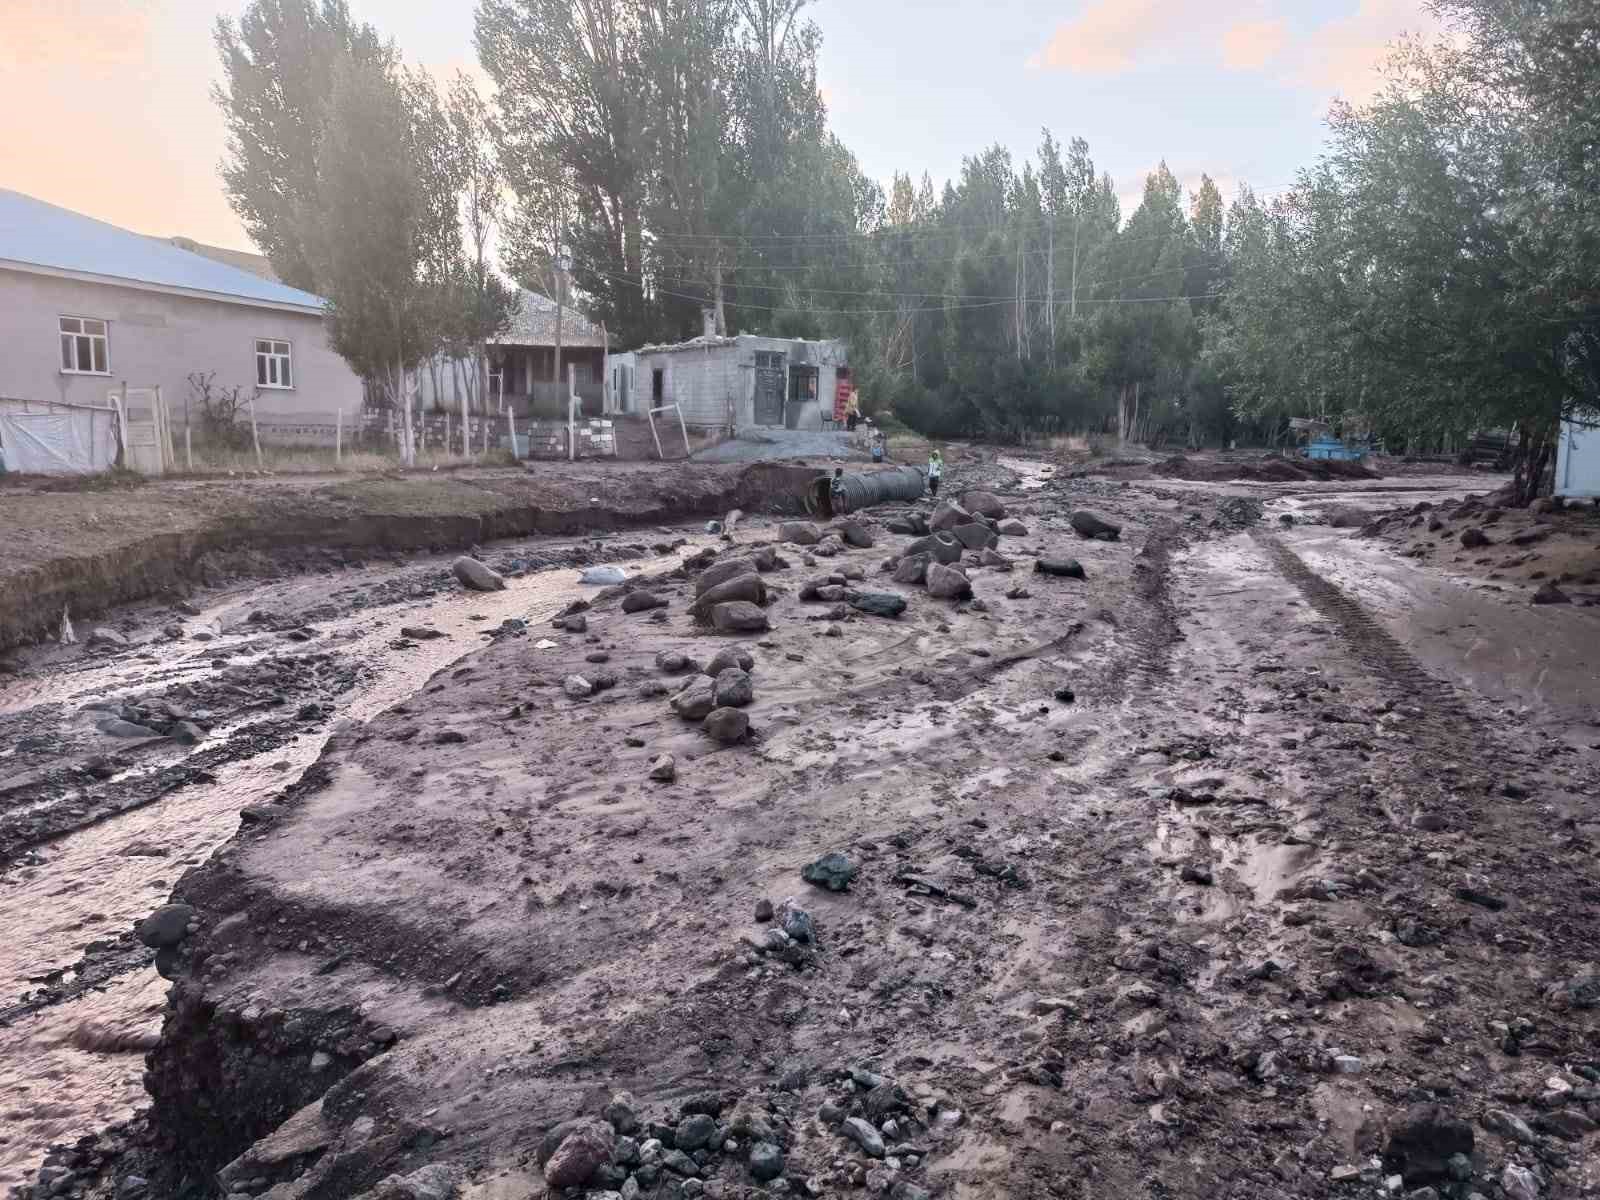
[651,368,664,406]
[754,351,785,426]
[786,365,818,430]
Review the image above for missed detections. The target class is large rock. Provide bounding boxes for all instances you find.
[544,1121,615,1189]
[714,668,754,707]
[1460,527,1490,548]
[1532,581,1571,605]
[706,646,754,675]
[997,518,1029,536]
[695,556,760,597]
[850,592,908,618]
[622,590,666,613]
[693,573,767,617]
[675,1114,718,1151]
[648,755,676,782]
[906,532,963,564]
[779,522,822,546]
[452,556,506,592]
[962,490,1007,519]
[930,502,974,533]
[978,547,1013,569]
[842,1116,886,1158]
[88,627,129,649]
[671,678,718,720]
[137,904,195,949]
[884,513,928,536]
[562,676,594,700]
[704,707,750,743]
[655,650,695,674]
[1035,557,1086,579]
[749,1142,786,1183]
[837,521,875,549]
[1069,511,1121,541]
[712,602,770,633]
[801,852,857,891]
[926,562,973,600]
[100,719,160,739]
[893,554,930,585]
[950,522,998,550]
[1382,1105,1474,1187]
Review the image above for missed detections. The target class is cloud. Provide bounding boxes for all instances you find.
[1221,19,1288,71]
[0,0,153,71]
[1028,0,1170,75]
[1291,0,1437,105]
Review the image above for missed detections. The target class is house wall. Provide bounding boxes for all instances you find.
[618,337,847,432]
[0,269,362,424]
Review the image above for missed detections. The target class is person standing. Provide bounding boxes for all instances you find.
[927,448,943,498]
[829,467,847,517]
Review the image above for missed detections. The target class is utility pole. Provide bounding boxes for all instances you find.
[1070,209,1080,320]
[1046,209,1056,368]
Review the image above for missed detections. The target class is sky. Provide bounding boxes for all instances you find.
[1,0,1436,253]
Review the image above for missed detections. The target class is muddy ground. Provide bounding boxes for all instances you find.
[5,459,1599,1200]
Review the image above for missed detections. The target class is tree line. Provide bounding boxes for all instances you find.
[215,0,1597,491]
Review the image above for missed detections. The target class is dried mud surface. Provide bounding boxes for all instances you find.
[10,465,1600,1200]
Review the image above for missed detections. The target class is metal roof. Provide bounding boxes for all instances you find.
[0,189,326,313]
[493,289,607,348]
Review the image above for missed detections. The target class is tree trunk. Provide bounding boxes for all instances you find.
[553,266,564,386]
[713,254,727,335]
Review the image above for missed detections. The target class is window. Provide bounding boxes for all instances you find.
[255,339,293,389]
[59,316,109,374]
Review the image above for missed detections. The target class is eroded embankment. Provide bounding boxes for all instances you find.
[0,464,817,651]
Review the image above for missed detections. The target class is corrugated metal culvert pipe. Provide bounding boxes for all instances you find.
[806,465,926,518]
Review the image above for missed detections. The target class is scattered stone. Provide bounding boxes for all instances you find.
[585,650,611,663]
[1501,1164,1539,1200]
[977,547,1013,568]
[1330,1165,1362,1183]
[1532,581,1571,605]
[704,707,750,743]
[838,521,875,548]
[399,626,446,640]
[1481,1110,1536,1144]
[656,651,694,674]
[695,573,768,616]
[605,1094,640,1135]
[849,592,908,619]
[779,522,822,546]
[997,518,1028,536]
[545,1121,616,1189]
[926,562,973,600]
[714,668,754,708]
[950,522,998,550]
[706,647,755,675]
[1053,686,1075,703]
[842,1117,886,1158]
[1460,527,1491,549]
[929,502,974,532]
[893,554,930,585]
[780,898,815,943]
[961,490,1007,519]
[672,678,718,720]
[1383,1105,1474,1187]
[754,898,774,922]
[562,614,588,633]
[712,602,770,633]
[1069,510,1121,540]
[452,556,506,592]
[905,532,963,564]
[170,721,205,745]
[99,719,160,739]
[622,591,667,613]
[88,626,129,648]
[676,1114,718,1151]
[648,755,676,783]
[697,557,761,596]
[434,729,469,744]
[749,1143,786,1182]
[563,675,595,700]
[1332,1055,1364,1075]
[801,851,857,892]
[1180,863,1214,886]
[1034,557,1086,579]
[136,904,195,948]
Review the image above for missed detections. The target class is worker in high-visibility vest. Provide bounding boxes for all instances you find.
[927,448,944,498]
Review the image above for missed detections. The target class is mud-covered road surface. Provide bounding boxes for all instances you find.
[5,463,1598,1200]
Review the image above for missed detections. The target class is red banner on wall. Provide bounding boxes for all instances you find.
[834,369,852,421]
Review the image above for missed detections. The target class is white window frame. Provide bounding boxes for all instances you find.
[255,338,294,390]
[59,315,110,376]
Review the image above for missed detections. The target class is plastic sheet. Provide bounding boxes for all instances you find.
[0,406,117,475]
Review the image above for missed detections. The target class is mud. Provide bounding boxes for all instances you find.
[7,460,1600,1200]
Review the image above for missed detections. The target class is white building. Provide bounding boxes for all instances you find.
[615,323,850,433]
[0,189,361,471]
[1554,416,1600,500]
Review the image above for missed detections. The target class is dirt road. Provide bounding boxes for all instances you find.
[6,464,1598,1200]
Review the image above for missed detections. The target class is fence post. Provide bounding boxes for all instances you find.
[335,407,343,466]
[247,391,263,470]
[674,402,691,458]
[507,409,517,460]
[647,405,664,461]
[117,382,129,470]
[568,363,577,462]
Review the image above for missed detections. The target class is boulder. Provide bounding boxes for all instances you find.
[675,1114,718,1151]
[706,646,754,675]
[544,1121,615,1189]
[1460,527,1491,548]
[399,626,446,640]
[780,898,815,943]
[100,719,160,739]
[695,556,760,597]
[452,556,506,592]
[926,562,973,600]
[622,591,666,613]
[930,502,974,532]
[950,522,998,550]
[906,532,963,564]
[704,707,750,743]
[884,513,929,536]
[837,521,875,549]
[1532,581,1571,605]
[563,676,594,700]
[712,602,770,633]
[997,517,1029,537]
[801,852,857,892]
[1382,1105,1474,1187]
[893,554,930,585]
[849,592,908,618]
[749,1142,786,1183]
[671,678,718,720]
[779,522,822,546]
[978,547,1013,569]
[1069,511,1121,541]
[962,490,1007,519]
[693,573,767,619]
[137,904,195,949]
[714,668,754,708]
[842,1116,886,1158]
[648,755,676,782]
[655,650,694,674]
[1035,557,1086,579]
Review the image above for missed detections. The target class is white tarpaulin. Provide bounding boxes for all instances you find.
[0,404,118,475]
